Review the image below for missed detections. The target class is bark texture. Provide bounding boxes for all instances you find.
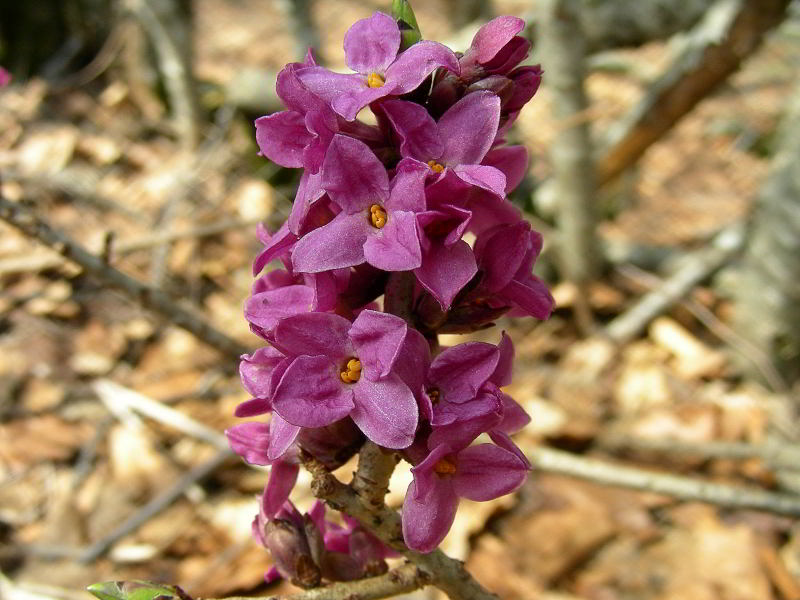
[733,79,800,384]
[538,0,601,286]
[599,0,790,186]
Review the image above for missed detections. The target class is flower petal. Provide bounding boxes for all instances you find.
[429,342,500,404]
[351,374,418,448]
[385,40,459,95]
[226,422,271,465]
[272,355,355,427]
[482,145,528,193]
[475,222,530,292]
[387,159,429,212]
[343,12,400,75]
[490,331,514,387]
[438,91,500,166]
[452,164,506,199]
[382,99,443,162]
[291,212,370,273]
[500,277,555,320]
[268,413,301,461]
[414,239,476,310]
[363,210,422,271]
[240,346,287,399]
[273,312,353,359]
[255,111,310,168]
[245,285,316,334]
[264,458,300,517]
[494,391,531,434]
[402,476,458,553]
[469,16,525,65]
[321,135,389,213]
[452,443,527,501]
[348,309,408,379]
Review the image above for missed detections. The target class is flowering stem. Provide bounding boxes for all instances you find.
[353,442,399,509]
[211,563,428,600]
[305,457,498,600]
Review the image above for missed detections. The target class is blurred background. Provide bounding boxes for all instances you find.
[1,0,800,598]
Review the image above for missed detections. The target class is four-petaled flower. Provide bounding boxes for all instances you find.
[297,12,459,121]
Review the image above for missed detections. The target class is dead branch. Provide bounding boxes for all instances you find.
[0,216,267,277]
[528,446,800,517]
[615,263,790,393]
[598,0,790,186]
[215,563,428,600]
[596,433,800,472]
[78,447,234,562]
[304,457,498,600]
[92,379,228,449]
[0,195,250,359]
[123,0,198,149]
[604,223,744,344]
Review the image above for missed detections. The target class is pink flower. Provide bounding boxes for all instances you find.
[297,12,459,121]
[402,443,528,552]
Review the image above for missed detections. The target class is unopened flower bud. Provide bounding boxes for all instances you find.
[429,71,466,117]
[465,75,514,108]
[264,519,321,589]
[297,418,365,470]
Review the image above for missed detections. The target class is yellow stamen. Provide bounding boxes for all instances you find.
[427,160,445,174]
[434,457,457,475]
[369,204,387,229]
[367,72,385,88]
[340,357,362,384]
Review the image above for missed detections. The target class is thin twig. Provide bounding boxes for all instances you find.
[528,446,800,516]
[304,457,498,600]
[596,432,800,471]
[615,262,790,393]
[0,216,266,277]
[10,448,234,562]
[214,563,428,600]
[123,0,198,149]
[78,447,234,562]
[0,195,250,359]
[92,379,228,449]
[604,223,745,344]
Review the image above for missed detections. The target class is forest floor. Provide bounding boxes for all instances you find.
[1,1,800,599]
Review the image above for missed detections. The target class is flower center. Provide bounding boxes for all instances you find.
[369,204,387,229]
[427,160,445,173]
[367,72,385,88]
[427,388,441,405]
[433,457,457,475]
[340,358,362,383]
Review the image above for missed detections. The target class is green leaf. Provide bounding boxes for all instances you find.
[392,0,421,50]
[87,582,193,600]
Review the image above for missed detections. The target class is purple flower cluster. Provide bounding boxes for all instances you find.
[227,9,554,567]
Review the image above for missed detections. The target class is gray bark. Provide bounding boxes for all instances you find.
[598,0,790,186]
[538,0,601,286]
[732,79,800,384]
[576,0,713,52]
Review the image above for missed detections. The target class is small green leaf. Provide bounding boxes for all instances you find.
[87,582,193,600]
[392,0,422,50]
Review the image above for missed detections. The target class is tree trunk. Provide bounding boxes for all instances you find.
[538,0,601,289]
[732,79,800,385]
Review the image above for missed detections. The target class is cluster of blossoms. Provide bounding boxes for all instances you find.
[226,8,554,587]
